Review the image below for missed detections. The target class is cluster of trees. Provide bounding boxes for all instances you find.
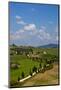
[10,47,33,55]
[27,52,58,63]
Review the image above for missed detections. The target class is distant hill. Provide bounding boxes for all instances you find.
[38,44,58,48]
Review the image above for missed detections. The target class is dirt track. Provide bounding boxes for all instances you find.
[22,64,59,86]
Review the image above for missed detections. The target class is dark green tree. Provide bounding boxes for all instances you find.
[39,63,42,68]
[18,76,20,81]
[21,72,25,78]
[29,69,32,76]
[32,66,37,73]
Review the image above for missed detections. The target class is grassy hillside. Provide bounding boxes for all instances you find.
[33,48,58,56]
[10,55,39,82]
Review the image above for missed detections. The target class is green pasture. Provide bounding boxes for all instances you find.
[33,48,58,56]
[10,55,39,82]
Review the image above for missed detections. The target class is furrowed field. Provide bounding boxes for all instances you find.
[9,46,59,87]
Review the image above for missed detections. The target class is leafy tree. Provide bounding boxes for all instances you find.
[32,66,37,73]
[12,43,17,47]
[39,63,42,68]
[21,72,25,78]
[29,69,32,76]
[18,76,20,81]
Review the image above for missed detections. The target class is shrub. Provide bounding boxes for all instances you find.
[49,64,53,69]
[40,63,46,73]
[10,63,20,69]
[10,63,19,69]
[10,80,18,87]
[41,69,45,73]
[9,80,22,88]
[37,67,41,72]
[46,64,53,70]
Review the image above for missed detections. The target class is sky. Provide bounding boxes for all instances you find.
[9,2,59,46]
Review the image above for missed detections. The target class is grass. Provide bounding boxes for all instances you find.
[33,48,58,56]
[10,55,39,82]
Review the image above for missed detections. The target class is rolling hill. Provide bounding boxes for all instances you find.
[38,44,58,48]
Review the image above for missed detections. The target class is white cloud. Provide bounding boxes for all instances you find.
[10,34,15,40]
[56,36,58,41]
[37,35,43,40]
[40,26,46,30]
[10,28,33,41]
[17,20,26,25]
[16,15,22,20]
[10,24,51,42]
[16,15,26,25]
[54,26,58,42]
[29,30,37,35]
[10,33,24,40]
[10,22,58,46]
[38,29,51,40]
[24,24,36,31]
[16,29,24,34]
[10,23,37,41]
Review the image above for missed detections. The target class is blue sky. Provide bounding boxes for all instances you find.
[9,2,59,46]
